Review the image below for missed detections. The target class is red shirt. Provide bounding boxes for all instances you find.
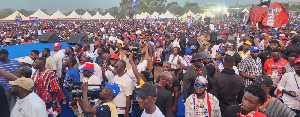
[263,58,288,75]
[22,41,32,44]
[156,38,164,43]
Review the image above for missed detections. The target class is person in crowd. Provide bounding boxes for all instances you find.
[52,43,65,79]
[62,46,77,76]
[95,47,105,67]
[183,53,208,101]
[29,50,40,62]
[210,56,244,115]
[284,36,300,56]
[80,51,102,82]
[41,48,57,72]
[180,48,193,76]
[111,60,133,117]
[278,57,300,116]
[0,49,19,104]
[223,84,267,117]
[185,76,221,117]
[156,71,174,117]
[213,50,225,66]
[239,46,262,87]
[75,43,84,63]
[83,43,91,52]
[163,37,173,61]
[284,53,299,74]
[21,37,32,44]
[75,82,120,117]
[32,57,65,110]
[64,57,80,85]
[168,47,182,77]
[263,48,288,96]
[186,33,199,54]
[80,62,101,88]
[238,41,251,59]
[13,66,32,79]
[259,40,280,67]
[136,83,165,117]
[0,84,9,117]
[93,41,100,54]
[10,78,47,117]
[254,75,296,117]
[218,34,232,50]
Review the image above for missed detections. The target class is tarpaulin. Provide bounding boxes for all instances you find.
[262,2,289,27]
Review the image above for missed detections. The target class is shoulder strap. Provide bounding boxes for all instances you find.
[101,103,118,117]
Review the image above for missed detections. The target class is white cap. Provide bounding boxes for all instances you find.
[279,34,285,37]
[18,56,33,65]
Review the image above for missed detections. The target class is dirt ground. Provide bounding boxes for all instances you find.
[154,65,163,81]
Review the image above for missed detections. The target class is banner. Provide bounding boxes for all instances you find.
[262,2,289,27]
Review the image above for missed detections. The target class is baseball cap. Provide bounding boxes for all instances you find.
[254,75,273,87]
[80,62,95,72]
[105,81,120,97]
[51,43,62,48]
[250,46,259,52]
[9,78,34,90]
[109,54,120,60]
[294,58,300,64]
[191,53,202,62]
[216,50,226,56]
[135,83,157,98]
[18,56,33,65]
[14,66,32,77]
[221,30,228,35]
[243,41,252,46]
[282,37,288,40]
[291,31,297,34]
[185,48,192,54]
[199,51,212,59]
[0,49,9,55]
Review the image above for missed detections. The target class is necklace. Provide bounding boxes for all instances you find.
[143,109,156,117]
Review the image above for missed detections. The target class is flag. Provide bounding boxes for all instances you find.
[132,0,138,13]
[15,13,22,24]
[189,17,193,28]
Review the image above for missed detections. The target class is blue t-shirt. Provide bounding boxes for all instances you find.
[64,67,80,85]
[187,39,199,54]
[213,58,223,64]
[0,60,19,91]
[96,105,111,117]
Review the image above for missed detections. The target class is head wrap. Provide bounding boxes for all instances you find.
[195,76,208,84]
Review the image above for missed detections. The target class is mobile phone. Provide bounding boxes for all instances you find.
[102,60,107,68]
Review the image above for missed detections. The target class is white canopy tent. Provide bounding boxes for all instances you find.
[29,9,50,19]
[222,9,230,17]
[92,12,102,20]
[160,10,176,18]
[135,14,144,19]
[151,12,159,18]
[203,9,215,18]
[241,8,249,13]
[67,10,80,18]
[102,12,114,19]
[1,10,29,20]
[50,10,66,19]
[82,11,93,19]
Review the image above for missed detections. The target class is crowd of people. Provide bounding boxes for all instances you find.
[0,12,300,117]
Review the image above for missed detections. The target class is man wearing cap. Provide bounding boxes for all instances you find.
[278,58,300,116]
[258,40,281,68]
[32,57,65,110]
[80,62,102,89]
[284,36,300,56]
[183,53,209,101]
[218,34,232,51]
[136,83,164,117]
[130,35,141,48]
[80,51,102,82]
[41,48,57,72]
[163,37,174,62]
[10,78,47,117]
[76,81,119,117]
[0,49,19,102]
[238,41,251,59]
[211,56,244,115]
[186,33,199,54]
[185,76,221,117]
[239,46,262,87]
[213,50,225,65]
[52,43,65,79]
[254,75,296,117]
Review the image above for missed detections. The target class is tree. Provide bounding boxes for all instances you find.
[40,9,49,15]
[18,9,35,17]
[183,1,200,14]
[0,8,14,19]
[119,0,132,18]
[165,1,183,15]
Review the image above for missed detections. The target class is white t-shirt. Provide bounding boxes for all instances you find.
[209,24,215,31]
[141,106,165,117]
[11,92,47,117]
[105,65,115,83]
[53,50,65,78]
[126,60,147,87]
[112,74,133,114]
[168,54,183,69]
[83,74,102,89]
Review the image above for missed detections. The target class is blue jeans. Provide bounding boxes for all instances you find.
[292,109,300,117]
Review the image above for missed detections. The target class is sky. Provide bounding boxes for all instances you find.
[0,0,294,14]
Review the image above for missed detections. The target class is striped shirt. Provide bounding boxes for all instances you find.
[259,98,296,117]
[32,69,65,103]
[0,60,19,91]
[238,56,262,87]
[285,63,294,73]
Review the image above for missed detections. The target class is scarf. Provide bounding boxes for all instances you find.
[221,68,236,75]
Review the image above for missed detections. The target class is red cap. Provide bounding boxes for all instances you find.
[221,30,228,35]
[145,33,150,36]
[130,35,136,39]
[264,34,270,37]
[122,34,128,38]
[51,43,61,48]
[109,54,119,60]
[282,37,288,40]
[278,30,284,34]
[295,58,300,63]
[80,62,95,72]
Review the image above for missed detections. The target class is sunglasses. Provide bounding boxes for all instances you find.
[194,83,206,88]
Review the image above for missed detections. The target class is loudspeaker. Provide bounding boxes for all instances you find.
[38,33,58,43]
[67,33,90,44]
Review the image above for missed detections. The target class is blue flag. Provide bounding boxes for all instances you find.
[132,0,138,13]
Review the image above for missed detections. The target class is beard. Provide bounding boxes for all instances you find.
[164,84,171,90]
[195,91,205,96]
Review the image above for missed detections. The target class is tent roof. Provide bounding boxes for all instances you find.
[50,10,66,19]
[82,11,92,19]
[102,12,114,19]
[1,11,29,20]
[67,10,80,18]
[92,12,102,19]
[151,12,159,18]
[160,10,176,18]
[222,9,230,16]
[186,10,195,17]
[29,9,50,19]
[203,9,215,18]
[242,8,249,13]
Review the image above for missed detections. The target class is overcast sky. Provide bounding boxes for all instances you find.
[0,0,294,14]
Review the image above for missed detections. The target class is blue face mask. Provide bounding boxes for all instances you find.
[194,83,206,88]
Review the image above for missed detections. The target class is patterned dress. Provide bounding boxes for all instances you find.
[184,93,221,117]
